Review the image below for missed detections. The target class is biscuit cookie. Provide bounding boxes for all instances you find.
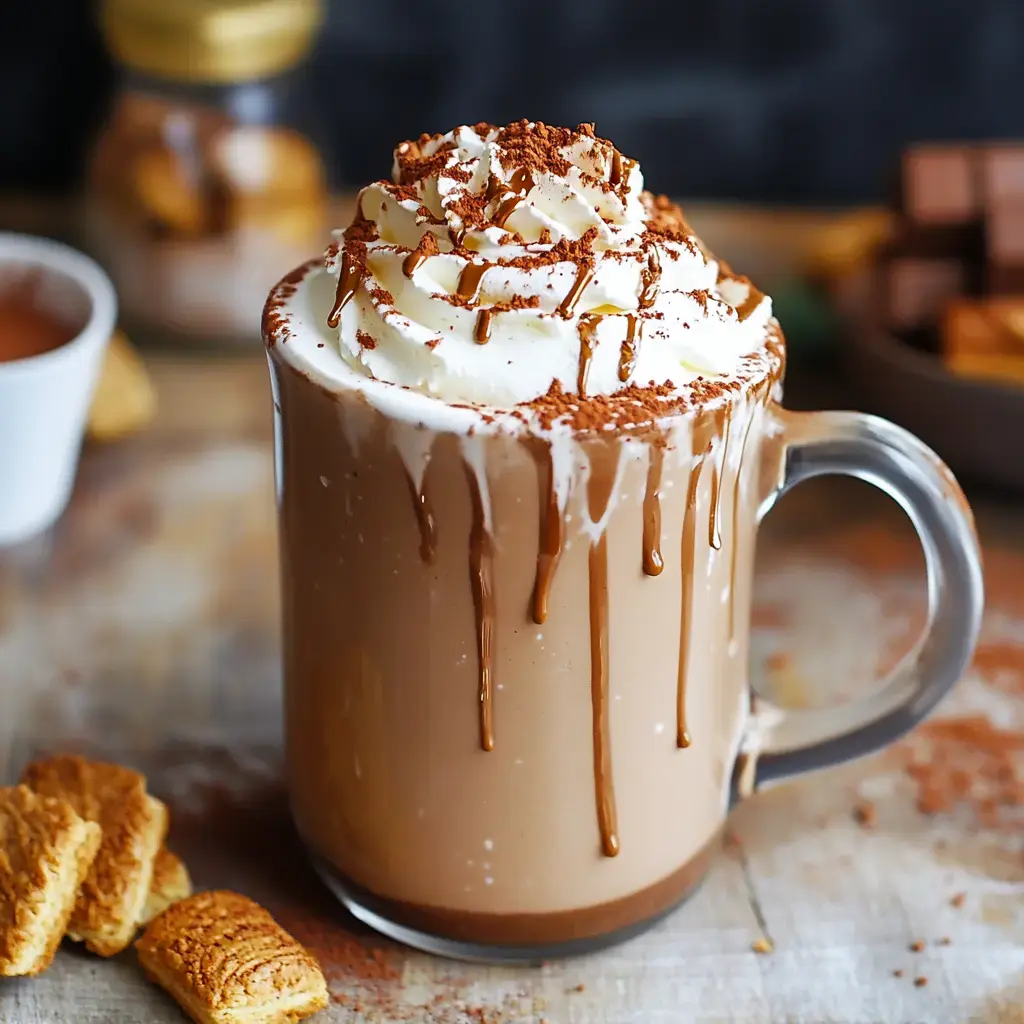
[21,755,168,956]
[136,890,328,1024]
[0,785,102,976]
[142,847,193,925]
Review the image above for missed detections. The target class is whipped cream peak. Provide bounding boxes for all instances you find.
[324,121,774,408]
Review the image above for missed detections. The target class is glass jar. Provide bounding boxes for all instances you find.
[85,0,328,349]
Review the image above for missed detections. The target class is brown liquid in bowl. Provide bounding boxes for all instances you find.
[0,302,75,362]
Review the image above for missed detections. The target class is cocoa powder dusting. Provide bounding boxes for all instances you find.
[492,120,605,178]
[355,330,377,350]
[395,139,456,185]
[642,192,696,251]
[435,292,540,312]
[521,379,688,433]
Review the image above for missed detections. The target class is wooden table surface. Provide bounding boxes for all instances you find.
[1,208,1022,1023]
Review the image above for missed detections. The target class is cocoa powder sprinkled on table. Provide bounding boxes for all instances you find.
[971,640,1024,696]
[900,715,1024,826]
[853,801,877,828]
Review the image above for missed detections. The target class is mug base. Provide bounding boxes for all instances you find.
[306,837,719,964]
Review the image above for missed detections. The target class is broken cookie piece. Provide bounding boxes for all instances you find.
[136,890,328,1024]
[0,785,102,976]
[142,847,193,925]
[21,755,168,957]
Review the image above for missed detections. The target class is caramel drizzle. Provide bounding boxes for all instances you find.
[492,168,535,229]
[402,248,430,279]
[327,250,364,328]
[676,434,709,749]
[617,314,639,382]
[558,265,596,319]
[457,261,498,345]
[464,463,495,752]
[638,245,662,309]
[577,313,602,395]
[404,470,436,565]
[609,149,623,187]
[642,443,665,576]
[728,407,757,643]
[707,408,731,551]
[474,308,495,344]
[587,443,620,857]
[457,261,491,302]
[530,441,564,625]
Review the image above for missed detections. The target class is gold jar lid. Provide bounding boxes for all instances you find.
[101,0,323,84]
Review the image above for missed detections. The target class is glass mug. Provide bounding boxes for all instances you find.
[264,261,983,962]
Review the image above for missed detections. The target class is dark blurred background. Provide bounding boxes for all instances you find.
[9,0,1024,203]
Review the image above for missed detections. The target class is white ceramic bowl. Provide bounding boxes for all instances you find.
[0,234,117,545]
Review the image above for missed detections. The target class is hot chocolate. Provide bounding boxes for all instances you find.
[265,122,787,955]
[0,299,75,363]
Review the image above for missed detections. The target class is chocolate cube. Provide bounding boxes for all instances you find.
[985,203,1024,294]
[979,145,1024,205]
[886,256,965,330]
[901,145,979,226]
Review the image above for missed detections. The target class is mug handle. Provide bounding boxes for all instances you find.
[744,406,984,792]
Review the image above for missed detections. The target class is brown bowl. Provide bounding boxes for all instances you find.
[838,272,1024,494]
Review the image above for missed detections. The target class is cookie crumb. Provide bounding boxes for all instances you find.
[893,969,904,978]
[853,800,877,827]
[950,892,966,908]
[909,940,925,953]
[751,937,773,955]
[914,976,928,988]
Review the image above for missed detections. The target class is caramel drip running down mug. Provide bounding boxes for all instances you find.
[262,123,983,963]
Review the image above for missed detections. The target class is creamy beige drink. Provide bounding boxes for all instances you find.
[264,121,785,953]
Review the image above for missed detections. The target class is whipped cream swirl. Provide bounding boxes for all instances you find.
[325,121,772,407]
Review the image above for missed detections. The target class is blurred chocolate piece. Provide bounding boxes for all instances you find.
[942,297,1024,384]
[979,145,1024,205]
[985,203,1024,294]
[886,257,965,330]
[901,145,979,226]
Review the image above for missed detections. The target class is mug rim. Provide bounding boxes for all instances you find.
[0,233,118,378]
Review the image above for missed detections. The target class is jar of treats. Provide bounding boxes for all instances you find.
[85,0,328,349]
